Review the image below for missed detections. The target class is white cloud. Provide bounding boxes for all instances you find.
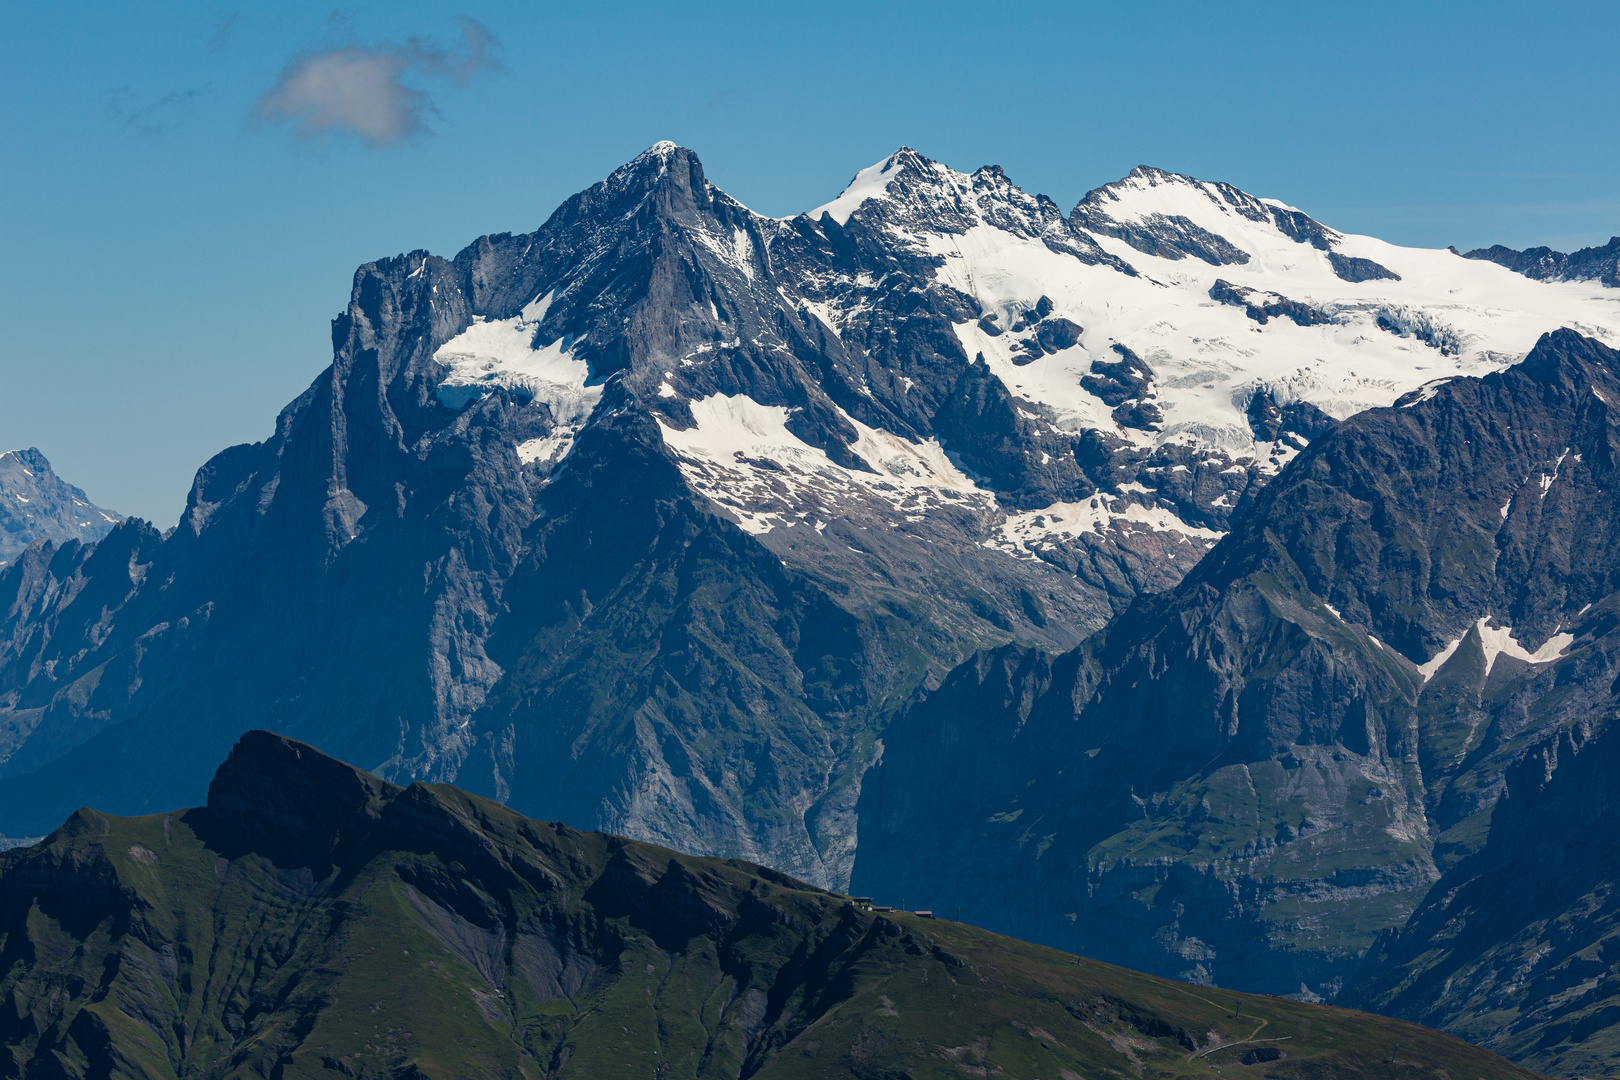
[255,17,498,146]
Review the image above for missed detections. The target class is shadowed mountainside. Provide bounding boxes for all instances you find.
[1344,712,1620,1076]
[856,330,1620,1019]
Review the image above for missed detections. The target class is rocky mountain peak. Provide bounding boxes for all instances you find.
[205,730,400,863]
[810,146,1074,248]
[809,146,931,225]
[595,139,725,219]
[1514,323,1620,389]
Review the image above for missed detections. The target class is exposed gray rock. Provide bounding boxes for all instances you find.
[1329,252,1401,283]
[1465,237,1620,288]
[1344,639,1620,1075]
[1209,278,1330,326]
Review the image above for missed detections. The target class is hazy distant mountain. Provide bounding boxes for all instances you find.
[0,447,121,566]
[0,142,1613,900]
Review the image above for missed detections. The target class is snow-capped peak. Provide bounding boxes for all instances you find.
[428,143,1620,603]
[805,148,1089,262]
[811,148,919,225]
[1077,165,1280,229]
[787,150,1620,474]
[1067,164,1346,270]
[628,139,684,167]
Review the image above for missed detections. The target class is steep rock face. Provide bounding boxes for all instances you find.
[0,144,1614,892]
[855,329,1620,1002]
[0,732,1544,1080]
[1344,702,1620,1076]
[0,449,121,567]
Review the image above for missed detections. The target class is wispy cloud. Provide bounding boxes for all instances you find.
[255,17,499,146]
[106,86,208,137]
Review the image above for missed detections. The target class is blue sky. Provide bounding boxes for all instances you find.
[3,0,1617,523]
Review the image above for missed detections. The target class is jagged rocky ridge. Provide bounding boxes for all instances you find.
[0,144,1615,893]
[0,449,120,568]
[0,731,1543,1079]
[855,330,1620,1029]
[1467,236,1620,288]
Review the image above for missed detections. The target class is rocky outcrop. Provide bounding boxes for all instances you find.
[1329,251,1401,282]
[1209,278,1330,326]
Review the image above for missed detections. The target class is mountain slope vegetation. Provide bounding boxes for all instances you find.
[0,731,1542,1080]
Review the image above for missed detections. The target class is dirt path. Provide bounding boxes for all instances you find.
[1165,984,1294,1065]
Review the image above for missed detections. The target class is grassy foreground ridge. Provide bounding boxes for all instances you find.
[0,732,1541,1079]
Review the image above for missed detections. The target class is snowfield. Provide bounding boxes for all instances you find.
[437,147,1620,561]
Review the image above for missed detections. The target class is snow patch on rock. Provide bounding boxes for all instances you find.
[658,392,990,535]
[1419,617,1576,682]
[988,495,1222,559]
[1477,619,1575,676]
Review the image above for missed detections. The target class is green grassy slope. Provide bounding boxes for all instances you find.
[0,732,1541,1079]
